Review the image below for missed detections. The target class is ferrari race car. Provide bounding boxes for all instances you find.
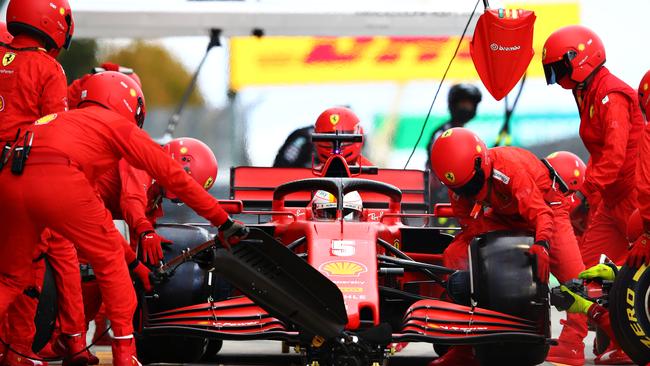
[130,133,554,366]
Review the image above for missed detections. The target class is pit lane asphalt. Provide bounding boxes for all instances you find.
[87,309,632,366]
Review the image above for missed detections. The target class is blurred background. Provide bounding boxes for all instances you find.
[2,0,646,221]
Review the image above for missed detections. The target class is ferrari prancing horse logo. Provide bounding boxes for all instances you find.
[329,114,340,126]
[445,172,455,183]
[2,52,16,67]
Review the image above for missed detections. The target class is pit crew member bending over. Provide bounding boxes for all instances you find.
[80,136,220,338]
[0,72,248,366]
[428,127,586,366]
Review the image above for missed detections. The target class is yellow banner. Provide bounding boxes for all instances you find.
[229,2,579,90]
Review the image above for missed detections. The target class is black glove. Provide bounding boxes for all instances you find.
[218,218,249,247]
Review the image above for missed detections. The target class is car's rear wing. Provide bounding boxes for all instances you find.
[230,166,431,212]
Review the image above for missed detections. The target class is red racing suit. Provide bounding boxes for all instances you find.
[575,67,644,266]
[636,121,650,234]
[444,147,587,346]
[0,34,78,353]
[3,229,86,353]
[81,160,154,326]
[0,105,230,337]
[0,35,68,141]
[444,147,585,284]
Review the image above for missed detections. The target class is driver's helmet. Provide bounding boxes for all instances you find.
[311,190,363,221]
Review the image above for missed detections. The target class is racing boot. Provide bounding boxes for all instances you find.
[111,336,142,366]
[2,346,48,366]
[427,346,479,366]
[85,351,99,366]
[546,314,587,366]
[594,343,634,365]
[52,334,89,366]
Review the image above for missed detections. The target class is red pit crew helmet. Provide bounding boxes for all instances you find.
[314,107,363,164]
[638,69,650,117]
[79,71,146,128]
[164,137,218,201]
[430,127,490,198]
[542,25,605,89]
[546,151,586,193]
[6,0,74,51]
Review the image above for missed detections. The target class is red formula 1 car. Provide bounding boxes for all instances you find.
[136,134,551,366]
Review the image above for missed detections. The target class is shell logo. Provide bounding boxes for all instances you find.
[329,114,340,126]
[445,171,455,183]
[441,129,453,138]
[573,169,581,177]
[577,43,585,51]
[180,146,188,154]
[319,261,367,277]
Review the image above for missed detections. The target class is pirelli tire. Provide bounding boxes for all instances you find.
[609,264,650,365]
[470,231,550,366]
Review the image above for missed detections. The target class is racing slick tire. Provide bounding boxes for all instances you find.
[470,231,550,366]
[609,264,650,365]
[136,224,231,364]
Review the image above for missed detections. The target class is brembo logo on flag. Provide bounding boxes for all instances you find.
[489,43,522,52]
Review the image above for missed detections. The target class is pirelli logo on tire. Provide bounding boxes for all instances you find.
[625,265,650,349]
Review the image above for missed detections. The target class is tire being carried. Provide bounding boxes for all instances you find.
[609,264,650,365]
[470,231,550,366]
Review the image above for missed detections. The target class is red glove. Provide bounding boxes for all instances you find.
[570,190,589,217]
[218,218,249,247]
[138,230,172,265]
[527,240,550,284]
[626,233,650,268]
[130,260,153,292]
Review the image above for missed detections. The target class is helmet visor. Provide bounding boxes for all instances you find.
[314,207,337,220]
[449,158,486,198]
[63,14,73,49]
[543,52,575,85]
[313,201,337,220]
[343,207,361,221]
